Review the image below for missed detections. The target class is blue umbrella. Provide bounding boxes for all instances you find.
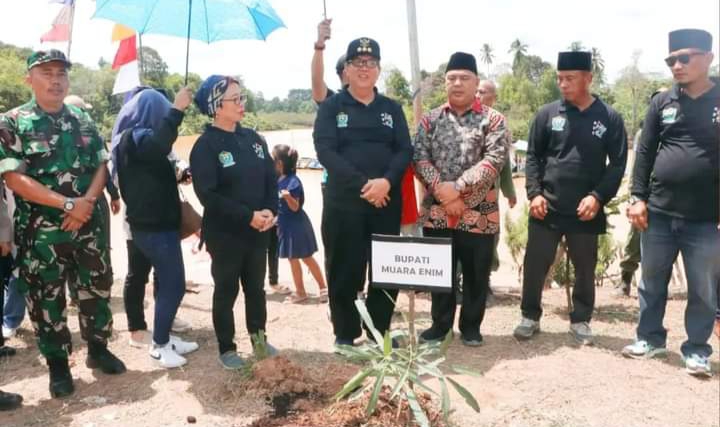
[93,0,285,83]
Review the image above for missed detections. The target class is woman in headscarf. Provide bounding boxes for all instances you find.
[190,75,278,370]
[111,87,198,369]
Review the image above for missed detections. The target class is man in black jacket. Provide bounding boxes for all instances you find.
[313,38,413,348]
[514,51,627,345]
[623,29,719,378]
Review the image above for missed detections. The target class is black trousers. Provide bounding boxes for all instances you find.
[424,229,494,336]
[123,239,159,332]
[0,255,10,348]
[207,238,267,355]
[267,226,279,285]
[521,220,599,323]
[322,205,400,341]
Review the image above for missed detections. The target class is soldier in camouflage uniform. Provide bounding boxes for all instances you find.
[0,50,125,399]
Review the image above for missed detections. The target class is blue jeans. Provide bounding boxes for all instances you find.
[1,251,24,330]
[3,276,26,330]
[131,230,186,346]
[637,212,720,358]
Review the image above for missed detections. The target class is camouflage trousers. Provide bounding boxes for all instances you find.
[15,211,113,359]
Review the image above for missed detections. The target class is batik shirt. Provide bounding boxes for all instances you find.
[413,102,509,233]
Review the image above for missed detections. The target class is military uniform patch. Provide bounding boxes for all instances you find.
[218,151,235,167]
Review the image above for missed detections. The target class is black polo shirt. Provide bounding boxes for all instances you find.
[632,82,720,222]
[526,97,627,234]
[190,125,278,245]
[313,88,413,213]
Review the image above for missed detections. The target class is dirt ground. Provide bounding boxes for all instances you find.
[1,133,718,427]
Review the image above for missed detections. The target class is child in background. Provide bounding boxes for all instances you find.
[272,144,328,304]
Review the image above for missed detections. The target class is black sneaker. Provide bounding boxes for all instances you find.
[86,343,127,375]
[461,332,484,347]
[419,326,451,344]
[0,390,22,411]
[48,358,74,399]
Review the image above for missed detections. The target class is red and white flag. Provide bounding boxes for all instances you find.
[112,31,141,95]
[40,1,74,43]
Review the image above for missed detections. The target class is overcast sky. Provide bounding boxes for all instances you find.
[0,0,718,98]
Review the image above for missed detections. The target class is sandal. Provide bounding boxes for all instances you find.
[269,283,292,295]
[317,288,328,303]
[284,294,309,304]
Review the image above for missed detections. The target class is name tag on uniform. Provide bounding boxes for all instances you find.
[551,116,566,132]
[662,107,677,124]
[218,151,235,168]
[336,112,349,128]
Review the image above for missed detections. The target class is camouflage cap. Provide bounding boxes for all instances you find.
[27,49,72,71]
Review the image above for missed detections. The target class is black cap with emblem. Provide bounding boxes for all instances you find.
[557,51,592,71]
[346,37,380,61]
[668,29,712,53]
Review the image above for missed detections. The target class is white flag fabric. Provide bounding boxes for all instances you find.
[112,60,140,95]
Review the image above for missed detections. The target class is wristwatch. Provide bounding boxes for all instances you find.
[313,42,326,50]
[628,195,645,205]
[63,198,75,212]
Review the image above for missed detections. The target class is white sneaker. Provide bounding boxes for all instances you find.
[168,335,199,355]
[149,343,187,369]
[569,322,594,346]
[171,318,191,333]
[621,340,668,359]
[684,354,712,377]
[2,325,17,339]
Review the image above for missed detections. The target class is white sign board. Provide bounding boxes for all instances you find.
[371,234,453,293]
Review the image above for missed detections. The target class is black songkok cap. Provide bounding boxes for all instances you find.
[557,51,592,71]
[445,52,478,75]
[668,29,712,53]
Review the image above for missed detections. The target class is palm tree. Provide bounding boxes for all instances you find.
[508,39,527,65]
[508,39,528,72]
[480,43,494,77]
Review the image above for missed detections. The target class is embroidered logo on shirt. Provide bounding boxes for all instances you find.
[592,120,607,139]
[712,107,719,124]
[551,116,566,132]
[252,143,265,159]
[662,107,678,124]
[336,112,349,128]
[380,112,394,129]
[218,151,235,168]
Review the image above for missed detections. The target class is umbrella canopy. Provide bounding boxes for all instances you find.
[94,0,285,83]
[94,0,285,43]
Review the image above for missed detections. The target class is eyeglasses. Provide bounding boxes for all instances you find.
[664,52,705,67]
[221,94,248,105]
[347,58,379,69]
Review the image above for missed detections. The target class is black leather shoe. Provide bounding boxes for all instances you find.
[86,343,126,375]
[0,390,23,411]
[419,326,452,344]
[0,346,16,358]
[48,358,74,398]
